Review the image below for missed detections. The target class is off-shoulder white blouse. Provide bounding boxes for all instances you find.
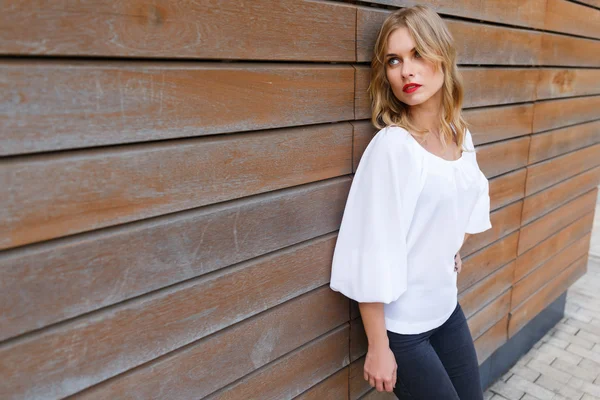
[329,125,492,334]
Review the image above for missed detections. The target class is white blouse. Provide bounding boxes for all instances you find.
[330,125,492,334]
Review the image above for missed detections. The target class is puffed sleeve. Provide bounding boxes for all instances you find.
[329,126,424,304]
[464,129,493,234]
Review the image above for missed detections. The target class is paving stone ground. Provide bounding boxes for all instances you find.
[484,192,600,400]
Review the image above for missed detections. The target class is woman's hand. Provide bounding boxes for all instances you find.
[454,252,462,273]
[364,344,397,392]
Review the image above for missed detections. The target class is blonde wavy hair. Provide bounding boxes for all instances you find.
[369,5,472,152]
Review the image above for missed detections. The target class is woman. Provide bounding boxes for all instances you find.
[330,5,492,400]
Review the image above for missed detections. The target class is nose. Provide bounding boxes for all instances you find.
[401,60,416,80]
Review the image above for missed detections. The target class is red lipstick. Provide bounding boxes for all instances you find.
[403,83,422,93]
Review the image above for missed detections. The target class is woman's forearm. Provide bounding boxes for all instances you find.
[359,302,389,349]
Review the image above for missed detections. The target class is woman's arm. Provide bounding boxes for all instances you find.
[359,302,397,393]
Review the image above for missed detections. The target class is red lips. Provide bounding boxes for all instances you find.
[403,83,422,93]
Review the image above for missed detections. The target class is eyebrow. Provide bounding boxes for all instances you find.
[385,47,417,58]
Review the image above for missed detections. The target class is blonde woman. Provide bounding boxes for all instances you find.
[330,5,491,399]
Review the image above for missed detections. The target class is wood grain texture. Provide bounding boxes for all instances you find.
[76,286,348,400]
[467,289,512,341]
[349,357,370,400]
[528,120,600,164]
[0,234,338,399]
[362,0,546,29]
[537,69,600,100]
[509,256,588,337]
[356,8,542,64]
[0,62,355,155]
[352,121,377,172]
[0,123,352,250]
[544,0,600,39]
[525,143,600,196]
[350,318,368,363]
[464,104,533,145]
[447,19,541,66]
[0,178,350,342]
[0,0,356,61]
[541,32,600,67]
[474,315,509,364]
[205,325,350,400]
[460,201,522,258]
[515,212,594,283]
[576,0,600,8]
[533,95,600,132]
[354,66,372,120]
[477,137,531,179]
[459,261,515,319]
[359,388,397,399]
[522,166,600,224]
[518,188,598,255]
[458,231,519,293]
[294,368,349,400]
[462,68,539,108]
[489,169,527,211]
[512,233,591,309]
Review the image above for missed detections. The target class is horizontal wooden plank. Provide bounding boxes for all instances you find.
[529,120,600,164]
[513,233,591,307]
[474,315,509,364]
[76,286,348,400]
[467,290,511,340]
[354,66,371,121]
[362,0,546,29]
[460,201,522,257]
[0,177,350,342]
[525,143,600,196]
[459,261,515,319]
[477,137,531,179]
[0,62,355,155]
[359,388,397,400]
[545,0,600,40]
[350,356,370,400]
[577,0,600,7]
[352,121,377,172]
[533,95,600,132]
[0,234,338,399]
[541,32,600,67]
[294,368,349,400]
[458,231,519,293]
[0,0,356,61]
[518,189,598,255]
[537,69,600,100]
[522,166,600,224]
[464,104,533,145]
[447,19,541,66]
[489,169,527,211]
[356,8,542,64]
[509,255,588,337]
[0,123,353,251]
[350,318,368,363]
[515,211,594,282]
[462,68,539,108]
[205,325,350,400]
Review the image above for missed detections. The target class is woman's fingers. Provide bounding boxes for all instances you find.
[375,377,385,392]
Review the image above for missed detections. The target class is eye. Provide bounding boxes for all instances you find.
[414,51,422,58]
[387,57,400,66]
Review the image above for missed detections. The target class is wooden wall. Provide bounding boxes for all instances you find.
[0,1,599,399]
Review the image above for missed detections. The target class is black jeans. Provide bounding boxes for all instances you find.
[387,302,484,400]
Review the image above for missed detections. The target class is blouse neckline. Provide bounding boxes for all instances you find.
[407,132,464,164]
